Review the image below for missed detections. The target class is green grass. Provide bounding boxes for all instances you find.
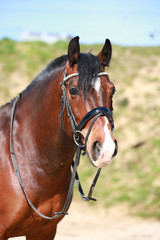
[0,38,160,220]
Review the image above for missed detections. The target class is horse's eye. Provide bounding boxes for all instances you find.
[69,87,79,95]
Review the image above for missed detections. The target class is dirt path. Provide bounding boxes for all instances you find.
[9,201,160,240]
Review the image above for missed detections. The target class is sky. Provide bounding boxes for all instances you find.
[0,0,160,46]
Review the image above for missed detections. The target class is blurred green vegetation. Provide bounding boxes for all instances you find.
[0,38,160,220]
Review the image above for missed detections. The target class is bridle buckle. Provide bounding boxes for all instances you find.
[73,130,85,148]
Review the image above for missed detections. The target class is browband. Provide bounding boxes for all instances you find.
[62,71,109,85]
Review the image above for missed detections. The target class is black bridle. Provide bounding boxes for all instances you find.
[59,70,114,201]
[10,69,114,220]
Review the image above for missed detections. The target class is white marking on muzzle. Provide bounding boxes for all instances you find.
[92,118,115,167]
[103,118,115,156]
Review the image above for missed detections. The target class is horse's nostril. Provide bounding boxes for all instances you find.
[92,141,102,161]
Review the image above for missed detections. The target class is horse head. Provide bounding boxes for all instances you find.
[61,36,118,168]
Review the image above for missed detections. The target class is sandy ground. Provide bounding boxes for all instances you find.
[9,201,160,240]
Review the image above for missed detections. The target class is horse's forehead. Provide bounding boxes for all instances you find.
[91,76,112,93]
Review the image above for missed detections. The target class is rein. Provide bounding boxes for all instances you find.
[10,69,114,220]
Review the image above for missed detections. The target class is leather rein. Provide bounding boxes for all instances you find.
[10,69,114,220]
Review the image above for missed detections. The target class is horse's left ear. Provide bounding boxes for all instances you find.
[98,39,112,67]
[68,36,80,67]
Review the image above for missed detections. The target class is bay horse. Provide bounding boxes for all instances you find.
[0,36,117,240]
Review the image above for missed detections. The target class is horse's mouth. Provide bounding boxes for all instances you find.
[85,138,118,168]
[86,149,113,168]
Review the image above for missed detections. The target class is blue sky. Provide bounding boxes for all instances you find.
[0,0,160,46]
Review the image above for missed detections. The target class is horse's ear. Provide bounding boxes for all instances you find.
[68,36,80,67]
[98,39,112,67]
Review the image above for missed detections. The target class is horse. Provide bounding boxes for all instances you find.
[0,36,118,240]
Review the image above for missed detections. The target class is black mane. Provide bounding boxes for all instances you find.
[21,53,100,97]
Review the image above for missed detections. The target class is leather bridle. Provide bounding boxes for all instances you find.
[59,70,114,201]
[10,69,114,220]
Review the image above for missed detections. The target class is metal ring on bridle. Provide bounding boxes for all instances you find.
[73,130,85,148]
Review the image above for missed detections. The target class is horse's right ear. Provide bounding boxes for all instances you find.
[68,36,80,67]
[98,39,112,67]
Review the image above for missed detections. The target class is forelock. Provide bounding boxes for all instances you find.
[77,53,100,96]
